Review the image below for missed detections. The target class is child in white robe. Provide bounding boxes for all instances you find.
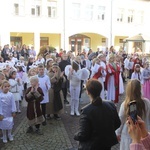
[9,70,21,113]
[91,58,106,99]
[0,80,16,143]
[37,64,51,126]
[131,64,142,82]
[16,65,28,100]
[68,61,82,116]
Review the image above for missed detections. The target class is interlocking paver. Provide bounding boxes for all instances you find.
[0,83,126,150]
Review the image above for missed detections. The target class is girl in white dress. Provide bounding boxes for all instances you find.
[116,79,150,150]
[131,64,142,82]
[9,70,21,113]
[0,80,16,143]
[16,66,28,100]
[92,58,106,99]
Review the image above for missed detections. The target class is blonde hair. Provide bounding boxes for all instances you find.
[28,68,37,77]
[124,79,146,119]
[92,58,99,66]
[30,76,39,83]
[1,80,10,88]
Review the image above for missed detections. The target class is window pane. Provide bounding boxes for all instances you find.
[48,7,51,17]
[127,10,134,23]
[47,2,57,18]
[72,3,80,19]
[98,6,105,20]
[36,6,40,16]
[85,5,93,20]
[14,3,19,15]
[117,8,124,22]
[31,8,35,15]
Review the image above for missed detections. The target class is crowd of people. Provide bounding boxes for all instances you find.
[0,44,149,150]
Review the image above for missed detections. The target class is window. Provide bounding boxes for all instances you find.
[31,8,35,15]
[102,38,106,43]
[97,6,105,20]
[14,3,19,15]
[85,5,93,20]
[40,37,49,46]
[119,39,123,43]
[47,6,56,18]
[137,11,144,24]
[10,36,22,46]
[117,8,124,22]
[36,6,40,16]
[47,2,57,18]
[127,10,134,23]
[72,3,80,19]
[31,6,41,16]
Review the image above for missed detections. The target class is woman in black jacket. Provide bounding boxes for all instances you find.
[74,79,121,150]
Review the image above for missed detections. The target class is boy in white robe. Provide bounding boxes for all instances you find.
[37,64,51,126]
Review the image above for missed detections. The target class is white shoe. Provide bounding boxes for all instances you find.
[75,110,80,116]
[8,135,13,141]
[3,137,7,143]
[70,111,74,116]
[17,110,21,113]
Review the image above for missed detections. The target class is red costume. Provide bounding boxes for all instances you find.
[93,67,103,79]
[105,63,120,103]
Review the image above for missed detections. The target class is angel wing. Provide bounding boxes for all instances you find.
[65,65,72,76]
[78,68,90,80]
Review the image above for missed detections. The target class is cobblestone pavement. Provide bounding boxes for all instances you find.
[61,89,125,150]
[0,84,126,150]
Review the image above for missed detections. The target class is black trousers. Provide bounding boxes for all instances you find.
[62,79,69,100]
[41,103,46,120]
[62,87,67,100]
[79,80,84,99]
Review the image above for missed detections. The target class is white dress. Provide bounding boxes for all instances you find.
[131,72,142,83]
[116,99,150,150]
[0,92,16,130]
[37,75,51,104]
[119,73,124,94]
[9,79,21,101]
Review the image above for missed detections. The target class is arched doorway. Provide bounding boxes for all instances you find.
[69,34,90,55]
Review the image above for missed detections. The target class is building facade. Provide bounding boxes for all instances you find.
[0,0,149,54]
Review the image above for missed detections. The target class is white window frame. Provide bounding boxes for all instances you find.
[47,1,57,18]
[97,6,105,21]
[137,11,144,24]
[72,3,80,19]
[31,5,41,17]
[13,0,25,16]
[84,5,93,20]
[14,3,19,15]
[127,9,134,23]
[117,8,124,22]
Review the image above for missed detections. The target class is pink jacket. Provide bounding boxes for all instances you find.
[130,133,150,150]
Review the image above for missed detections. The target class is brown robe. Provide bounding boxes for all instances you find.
[25,87,45,126]
[46,69,64,115]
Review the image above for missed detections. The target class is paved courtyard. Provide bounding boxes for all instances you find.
[0,86,126,150]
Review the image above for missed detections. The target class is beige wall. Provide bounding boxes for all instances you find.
[10,32,34,46]
[114,36,128,51]
[40,33,61,50]
[82,33,106,51]
[10,32,61,51]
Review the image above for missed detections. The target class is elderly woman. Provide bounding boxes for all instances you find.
[74,79,121,150]
[46,63,65,120]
